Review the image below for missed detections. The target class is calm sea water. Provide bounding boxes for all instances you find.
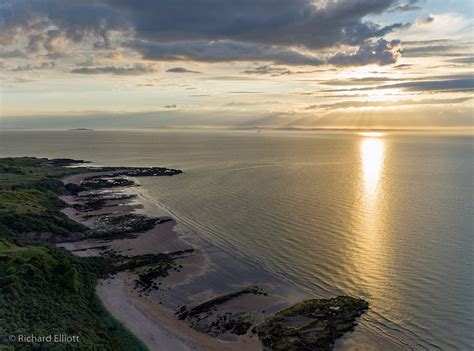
[1,130,473,350]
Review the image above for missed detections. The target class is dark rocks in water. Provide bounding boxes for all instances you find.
[257,296,369,351]
[156,217,173,224]
[96,213,166,235]
[176,286,264,320]
[176,286,264,338]
[65,183,85,195]
[229,318,253,335]
[177,292,368,350]
[110,249,194,292]
[72,198,108,212]
[65,165,182,194]
[117,167,182,177]
[81,177,135,190]
[82,168,183,184]
[72,194,139,212]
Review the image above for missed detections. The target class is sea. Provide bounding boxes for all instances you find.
[1,129,473,350]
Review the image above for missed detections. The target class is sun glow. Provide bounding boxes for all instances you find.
[359,132,384,137]
[360,137,385,197]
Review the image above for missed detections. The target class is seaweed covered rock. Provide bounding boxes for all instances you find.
[257,296,368,351]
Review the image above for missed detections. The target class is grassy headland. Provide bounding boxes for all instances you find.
[0,157,147,350]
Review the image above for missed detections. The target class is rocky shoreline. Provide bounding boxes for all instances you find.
[59,160,368,350]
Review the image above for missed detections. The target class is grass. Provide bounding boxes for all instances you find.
[0,157,148,350]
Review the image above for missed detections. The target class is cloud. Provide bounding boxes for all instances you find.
[76,57,102,66]
[242,64,320,76]
[321,77,396,86]
[402,45,456,57]
[448,57,474,65]
[328,39,401,66]
[0,0,408,66]
[11,61,56,71]
[306,97,472,110]
[109,0,403,49]
[71,63,158,75]
[0,49,28,58]
[12,77,35,83]
[394,63,412,69]
[329,78,474,93]
[166,67,201,74]
[242,65,293,76]
[386,79,474,92]
[416,16,434,25]
[129,38,402,67]
[388,13,473,42]
[399,37,473,61]
[388,4,421,12]
[388,1,423,12]
[129,40,326,66]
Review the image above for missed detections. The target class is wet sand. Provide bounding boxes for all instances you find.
[59,171,301,350]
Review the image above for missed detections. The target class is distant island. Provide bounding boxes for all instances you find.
[0,157,368,350]
[68,128,94,131]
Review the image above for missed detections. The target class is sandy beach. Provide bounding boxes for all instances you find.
[58,171,301,351]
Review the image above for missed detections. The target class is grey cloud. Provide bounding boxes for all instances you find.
[130,38,401,67]
[166,67,201,74]
[388,0,422,12]
[321,77,395,86]
[242,65,320,76]
[0,49,28,58]
[76,57,102,66]
[377,79,474,92]
[416,16,434,25]
[242,65,293,76]
[129,40,325,66]
[394,64,412,69]
[327,78,474,93]
[0,0,128,46]
[136,83,154,87]
[26,33,45,53]
[11,61,55,71]
[306,97,472,109]
[388,4,421,12]
[71,63,157,75]
[12,77,35,83]
[328,39,401,66]
[1,0,408,66]
[448,57,474,65]
[401,40,468,57]
[107,0,402,49]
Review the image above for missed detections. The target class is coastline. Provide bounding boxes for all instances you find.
[58,167,370,350]
[59,171,296,350]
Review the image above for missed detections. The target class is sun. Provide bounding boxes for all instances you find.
[359,132,384,137]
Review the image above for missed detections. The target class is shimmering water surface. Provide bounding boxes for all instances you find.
[1,130,473,350]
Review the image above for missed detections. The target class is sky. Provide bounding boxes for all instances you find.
[0,0,473,130]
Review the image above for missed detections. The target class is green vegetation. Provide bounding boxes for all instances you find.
[0,157,148,350]
[0,157,90,243]
[0,188,86,241]
[0,157,83,188]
